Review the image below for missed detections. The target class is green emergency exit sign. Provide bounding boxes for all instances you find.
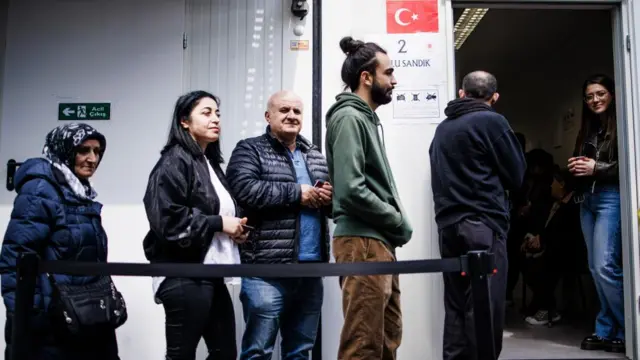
[58,103,111,121]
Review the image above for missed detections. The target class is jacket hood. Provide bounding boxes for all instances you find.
[444,98,495,120]
[325,92,378,126]
[14,157,101,205]
[14,158,58,193]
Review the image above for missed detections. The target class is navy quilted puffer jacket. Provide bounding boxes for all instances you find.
[0,158,108,328]
[226,127,331,264]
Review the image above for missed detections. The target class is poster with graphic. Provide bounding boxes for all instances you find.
[363,0,449,124]
[392,88,441,118]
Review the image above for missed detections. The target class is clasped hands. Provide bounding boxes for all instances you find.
[300,182,333,209]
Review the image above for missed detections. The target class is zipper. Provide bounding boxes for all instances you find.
[89,207,108,262]
[590,134,606,194]
[284,148,300,262]
[375,123,402,204]
[591,148,598,193]
[300,151,328,262]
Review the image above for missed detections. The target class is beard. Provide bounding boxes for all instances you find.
[371,79,393,106]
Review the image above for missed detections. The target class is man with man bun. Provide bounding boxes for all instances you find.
[325,36,413,360]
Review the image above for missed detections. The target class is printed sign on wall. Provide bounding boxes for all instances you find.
[363,0,446,124]
[364,32,447,122]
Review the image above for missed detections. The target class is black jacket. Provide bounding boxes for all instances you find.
[226,127,331,264]
[524,195,585,271]
[429,98,527,237]
[573,124,619,193]
[142,144,241,264]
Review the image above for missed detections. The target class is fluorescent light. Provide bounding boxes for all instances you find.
[454,8,488,50]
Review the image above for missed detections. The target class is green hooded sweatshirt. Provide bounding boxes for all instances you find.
[325,92,413,248]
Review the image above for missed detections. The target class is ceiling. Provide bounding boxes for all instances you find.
[454,8,612,77]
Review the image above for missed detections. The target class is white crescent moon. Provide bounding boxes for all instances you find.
[394,8,411,26]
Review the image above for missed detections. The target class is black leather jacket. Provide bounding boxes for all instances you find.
[226,127,331,264]
[142,144,241,264]
[573,126,619,193]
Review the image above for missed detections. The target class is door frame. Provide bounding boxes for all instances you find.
[446,1,640,358]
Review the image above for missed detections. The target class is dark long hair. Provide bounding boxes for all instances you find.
[162,90,224,164]
[573,74,617,158]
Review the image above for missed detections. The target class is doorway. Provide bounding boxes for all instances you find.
[452,6,633,360]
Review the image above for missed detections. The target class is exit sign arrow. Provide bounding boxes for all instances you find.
[58,103,111,121]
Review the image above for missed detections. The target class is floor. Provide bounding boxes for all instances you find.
[500,303,626,360]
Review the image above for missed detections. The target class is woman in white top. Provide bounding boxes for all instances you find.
[142,90,248,360]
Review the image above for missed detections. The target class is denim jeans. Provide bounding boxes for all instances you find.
[239,277,323,360]
[580,186,624,341]
[156,277,237,360]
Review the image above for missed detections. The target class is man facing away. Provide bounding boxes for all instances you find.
[325,36,413,360]
[429,71,526,360]
[226,90,332,360]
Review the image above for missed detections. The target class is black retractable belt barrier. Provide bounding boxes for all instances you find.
[467,250,497,360]
[10,250,497,360]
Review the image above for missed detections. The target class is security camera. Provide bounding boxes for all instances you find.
[291,0,308,20]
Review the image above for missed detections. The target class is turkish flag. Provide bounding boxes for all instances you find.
[386,0,439,34]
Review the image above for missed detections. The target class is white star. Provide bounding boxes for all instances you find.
[411,13,419,21]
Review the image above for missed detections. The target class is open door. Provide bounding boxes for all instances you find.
[445,0,640,358]
[617,0,640,358]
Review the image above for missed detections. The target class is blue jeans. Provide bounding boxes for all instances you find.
[239,277,323,360]
[580,186,624,340]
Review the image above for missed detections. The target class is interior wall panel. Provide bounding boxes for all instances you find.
[185,1,285,357]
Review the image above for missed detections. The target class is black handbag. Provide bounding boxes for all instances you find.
[48,273,128,336]
[36,170,128,336]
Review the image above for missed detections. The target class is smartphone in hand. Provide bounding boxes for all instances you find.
[241,225,254,234]
[314,180,325,188]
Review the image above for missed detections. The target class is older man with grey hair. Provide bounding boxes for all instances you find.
[226,90,332,360]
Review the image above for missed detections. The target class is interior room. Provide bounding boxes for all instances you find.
[453,7,624,359]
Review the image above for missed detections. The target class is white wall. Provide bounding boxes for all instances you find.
[184,0,313,157]
[0,0,185,358]
[0,0,8,137]
[321,1,453,359]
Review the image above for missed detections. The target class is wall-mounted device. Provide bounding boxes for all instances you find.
[291,0,308,20]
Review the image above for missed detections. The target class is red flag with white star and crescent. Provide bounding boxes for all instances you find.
[386,0,439,34]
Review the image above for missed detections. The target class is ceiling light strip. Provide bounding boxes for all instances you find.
[454,8,488,50]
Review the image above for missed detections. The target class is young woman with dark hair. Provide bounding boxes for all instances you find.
[568,74,624,353]
[143,90,248,359]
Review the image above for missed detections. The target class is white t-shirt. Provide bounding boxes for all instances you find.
[152,161,241,301]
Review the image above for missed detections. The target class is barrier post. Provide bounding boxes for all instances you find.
[467,250,497,360]
[11,252,39,360]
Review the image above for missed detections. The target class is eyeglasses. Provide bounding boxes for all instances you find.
[584,91,609,103]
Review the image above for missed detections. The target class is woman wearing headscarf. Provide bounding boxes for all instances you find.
[0,123,124,360]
